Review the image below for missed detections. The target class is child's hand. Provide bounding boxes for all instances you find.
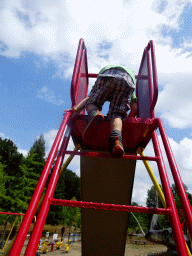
[64,107,79,118]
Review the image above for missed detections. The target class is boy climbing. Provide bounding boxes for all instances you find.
[67,65,138,156]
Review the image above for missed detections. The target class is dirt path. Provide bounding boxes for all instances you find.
[32,241,167,256]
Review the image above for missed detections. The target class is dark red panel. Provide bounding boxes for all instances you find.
[70,39,88,115]
[136,41,158,119]
[71,116,157,153]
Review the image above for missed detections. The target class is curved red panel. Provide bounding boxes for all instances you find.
[70,39,89,114]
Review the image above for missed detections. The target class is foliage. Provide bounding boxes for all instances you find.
[29,134,46,164]
[146,184,192,230]
[0,159,7,225]
[128,202,149,233]
[62,169,80,201]
[146,185,164,209]
[0,136,81,229]
[0,136,46,224]
[46,169,81,225]
[0,138,24,220]
[61,197,81,230]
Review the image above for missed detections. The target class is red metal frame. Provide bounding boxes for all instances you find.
[50,199,170,214]
[0,212,25,216]
[9,112,71,256]
[157,118,192,238]
[9,39,192,256]
[24,125,71,255]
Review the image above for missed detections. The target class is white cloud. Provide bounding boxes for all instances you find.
[156,72,192,128]
[63,137,80,176]
[18,148,28,157]
[44,128,80,176]
[0,133,6,139]
[44,129,58,153]
[37,86,64,105]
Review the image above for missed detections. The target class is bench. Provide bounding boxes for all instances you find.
[133,240,147,245]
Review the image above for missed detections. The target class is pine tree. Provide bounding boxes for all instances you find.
[29,134,46,164]
[0,136,46,216]
[24,134,46,195]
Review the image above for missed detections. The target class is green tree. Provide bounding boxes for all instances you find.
[22,134,46,200]
[29,134,46,164]
[171,184,192,209]
[61,197,81,230]
[0,138,25,248]
[0,159,6,206]
[0,138,24,214]
[146,184,192,230]
[19,152,45,206]
[63,169,80,201]
[128,202,149,233]
[0,136,46,215]
[46,169,81,225]
[146,185,164,209]
[0,159,7,225]
[146,185,165,230]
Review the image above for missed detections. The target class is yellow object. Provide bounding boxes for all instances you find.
[137,148,166,208]
[59,144,81,177]
[42,245,49,254]
[55,241,62,249]
[55,240,70,252]
[65,243,70,252]
[41,239,49,254]
[2,215,18,252]
[2,235,16,256]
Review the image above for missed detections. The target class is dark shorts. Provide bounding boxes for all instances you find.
[85,68,135,121]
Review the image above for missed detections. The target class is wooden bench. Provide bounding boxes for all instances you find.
[133,240,147,245]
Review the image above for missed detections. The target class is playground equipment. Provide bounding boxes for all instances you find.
[9,39,192,255]
[39,239,69,254]
[145,228,191,255]
[0,212,24,255]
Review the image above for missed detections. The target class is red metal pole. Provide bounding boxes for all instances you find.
[147,49,153,117]
[50,198,170,215]
[157,118,192,238]
[64,150,159,161]
[150,41,158,113]
[0,212,25,216]
[24,125,71,256]
[9,112,71,256]
[152,130,188,256]
[71,39,84,108]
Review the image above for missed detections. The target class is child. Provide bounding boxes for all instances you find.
[68,65,138,156]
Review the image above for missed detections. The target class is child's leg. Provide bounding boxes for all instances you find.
[108,117,124,156]
[83,104,104,139]
[86,104,98,113]
[110,117,122,132]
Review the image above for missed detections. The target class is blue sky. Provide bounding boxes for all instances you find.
[0,52,71,152]
[1,0,192,205]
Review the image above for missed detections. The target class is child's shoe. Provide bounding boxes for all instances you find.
[108,134,124,156]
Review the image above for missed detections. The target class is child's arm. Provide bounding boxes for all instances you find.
[65,97,89,117]
[75,97,89,112]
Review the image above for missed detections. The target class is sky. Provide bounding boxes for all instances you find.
[0,0,192,206]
